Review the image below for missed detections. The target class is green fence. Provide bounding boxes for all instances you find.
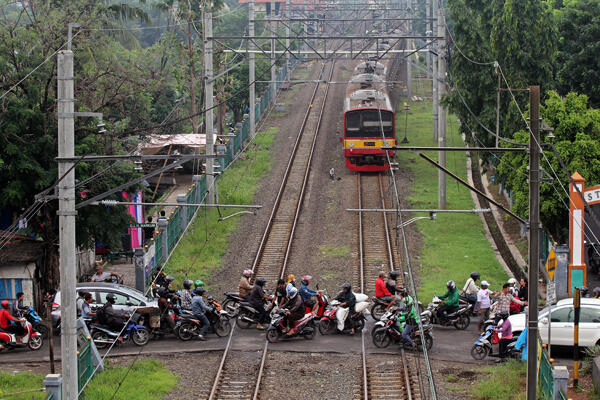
[78,338,94,392]
[141,60,300,287]
[538,338,568,400]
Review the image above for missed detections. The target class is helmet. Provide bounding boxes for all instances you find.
[580,286,589,296]
[507,278,517,286]
[106,294,116,304]
[498,311,509,320]
[287,274,295,284]
[157,287,169,298]
[341,283,351,291]
[446,280,456,290]
[256,277,267,287]
[183,280,194,290]
[593,287,600,295]
[1,300,9,309]
[389,271,400,280]
[165,275,175,282]
[287,286,298,298]
[242,269,253,278]
[194,287,206,296]
[398,287,408,296]
[301,275,312,285]
[470,272,480,280]
[194,280,205,288]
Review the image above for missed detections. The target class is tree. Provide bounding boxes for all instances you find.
[497,91,600,241]
[555,0,600,108]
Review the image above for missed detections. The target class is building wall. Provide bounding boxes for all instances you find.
[0,262,35,306]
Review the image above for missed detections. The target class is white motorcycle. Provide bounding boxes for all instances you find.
[318,293,370,334]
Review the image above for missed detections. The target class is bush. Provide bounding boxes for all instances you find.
[471,359,526,400]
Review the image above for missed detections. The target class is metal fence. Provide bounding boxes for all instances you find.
[140,61,298,288]
[538,338,568,400]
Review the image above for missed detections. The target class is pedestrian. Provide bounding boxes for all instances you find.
[495,311,513,363]
[143,216,154,244]
[515,327,528,361]
[494,283,527,316]
[477,281,493,331]
[329,167,335,180]
[518,277,528,301]
[157,210,167,221]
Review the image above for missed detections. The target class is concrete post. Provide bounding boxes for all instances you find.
[285,0,290,82]
[436,0,446,209]
[44,374,62,400]
[552,366,569,400]
[158,219,168,263]
[555,244,570,300]
[177,194,187,231]
[249,0,256,138]
[204,4,215,204]
[271,0,277,100]
[192,175,202,204]
[134,247,145,293]
[57,49,78,400]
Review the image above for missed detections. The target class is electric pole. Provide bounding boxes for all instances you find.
[57,49,78,400]
[495,62,501,148]
[431,0,438,143]
[204,2,215,203]
[437,0,446,209]
[249,0,256,138]
[271,0,277,101]
[286,0,290,83]
[527,85,540,400]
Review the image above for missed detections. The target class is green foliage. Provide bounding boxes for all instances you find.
[83,359,177,400]
[583,345,600,373]
[0,371,45,400]
[498,91,600,241]
[555,0,600,108]
[398,101,508,302]
[471,359,526,400]
[165,127,277,285]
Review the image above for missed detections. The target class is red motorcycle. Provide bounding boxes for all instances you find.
[305,289,329,318]
[266,309,316,343]
[0,320,43,351]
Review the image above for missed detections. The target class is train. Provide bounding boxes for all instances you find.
[343,47,397,172]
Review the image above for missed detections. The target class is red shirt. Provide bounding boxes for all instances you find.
[375,277,392,297]
[0,309,17,329]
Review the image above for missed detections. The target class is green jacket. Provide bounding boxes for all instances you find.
[439,288,459,307]
[403,295,419,323]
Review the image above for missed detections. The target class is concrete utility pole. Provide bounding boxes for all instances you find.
[249,0,256,138]
[204,2,215,203]
[495,62,501,148]
[286,0,290,82]
[431,0,438,143]
[527,85,540,400]
[271,1,277,100]
[57,50,77,400]
[425,0,430,78]
[436,0,446,209]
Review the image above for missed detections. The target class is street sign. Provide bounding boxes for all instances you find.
[545,248,557,280]
[547,281,556,305]
[129,223,156,228]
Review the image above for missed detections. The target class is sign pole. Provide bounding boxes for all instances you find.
[573,287,581,387]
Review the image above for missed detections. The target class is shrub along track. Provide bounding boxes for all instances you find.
[207,60,335,400]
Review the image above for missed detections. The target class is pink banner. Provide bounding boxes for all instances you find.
[124,191,143,249]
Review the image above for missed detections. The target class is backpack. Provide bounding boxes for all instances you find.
[96,305,109,325]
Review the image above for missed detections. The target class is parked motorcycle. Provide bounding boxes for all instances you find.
[176,297,232,339]
[89,313,149,349]
[421,296,471,330]
[372,316,434,350]
[266,309,316,343]
[471,322,520,360]
[318,298,369,335]
[22,306,49,339]
[0,320,43,351]
[222,292,247,317]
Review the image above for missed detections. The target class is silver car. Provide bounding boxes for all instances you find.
[51,282,157,329]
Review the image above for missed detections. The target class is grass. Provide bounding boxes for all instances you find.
[0,359,176,400]
[397,100,509,302]
[0,371,45,400]
[470,360,526,400]
[318,244,350,259]
[165,126,278,285]
[84,359,176,400]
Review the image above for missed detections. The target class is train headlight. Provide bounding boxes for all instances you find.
[384,141,391,147]
[349,142,354,147]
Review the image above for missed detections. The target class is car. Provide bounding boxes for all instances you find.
[51,282,157,329]
[508,298,600,347]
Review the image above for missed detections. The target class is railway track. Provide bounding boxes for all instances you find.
[356,173,420,400]
[207,60,335,400]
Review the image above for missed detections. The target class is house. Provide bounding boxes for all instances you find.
[0,237,46,308]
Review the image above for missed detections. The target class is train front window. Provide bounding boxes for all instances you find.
[345,110,393,138]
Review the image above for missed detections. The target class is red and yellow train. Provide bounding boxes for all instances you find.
[343,59,396,172]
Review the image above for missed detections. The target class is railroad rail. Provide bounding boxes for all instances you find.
[208,60,335,400]
[356,173,420,400]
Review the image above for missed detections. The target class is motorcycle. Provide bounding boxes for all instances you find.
[222,292,247,317]
[421,296,471,330]
[89,313,150,349]
[372,315,434,350]
[176,297,232,339]
[0,320,43,351]
[22,306,49,339]
[266,309,316,343]
[318,297,369,335]
[304,289,329,320]
[235,300,272,329]
[471,321,520,360]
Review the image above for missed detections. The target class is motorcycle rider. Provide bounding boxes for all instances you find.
[248,277,271,330]
[239,269,253,298]
[299,275,317,308]
[593,287,600,299]
[275,279,287,305]
[386,271,401,297]
[191,287,210,341]
[375,271,396,310]
[99,294,127,343]
[11,292,27,318]
[495,311,513,363]
[0,300,26,345]
[282,286,305,336]
[334,283,357,335]
[507,278,518,296]
[81,293,96,318]
[194,280,205,289]
[398,288,418,348]
[461,272,480,310]
[286,274,296,292]
[157,287,176,331]
[438,280,459,319]
[180,280,194,310]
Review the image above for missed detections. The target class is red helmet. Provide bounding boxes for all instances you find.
[1,300,9,309]
[302,275,312,285]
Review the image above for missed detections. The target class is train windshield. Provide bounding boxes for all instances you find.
[345,110,394,138]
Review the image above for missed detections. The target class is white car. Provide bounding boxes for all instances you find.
[508,298,600,347]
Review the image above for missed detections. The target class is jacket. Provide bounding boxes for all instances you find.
[439,288,459,307]
[249,285,266,309]
[191,295,211,316]
[334,291,356,312]
[239,277,253,297]
[180,290,193,310]
[375,277,392,298]
[515,327,528,361]
[285,295,305,320]
[299,284,317,301]
[403,295,419,325]
[497,318,513,340]
[462,278,479,295]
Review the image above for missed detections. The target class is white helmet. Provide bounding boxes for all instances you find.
[507,278,517,286]
[287,286,298,298]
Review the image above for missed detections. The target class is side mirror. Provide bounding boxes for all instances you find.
[540,317,548,325]
[140,301,146,306]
